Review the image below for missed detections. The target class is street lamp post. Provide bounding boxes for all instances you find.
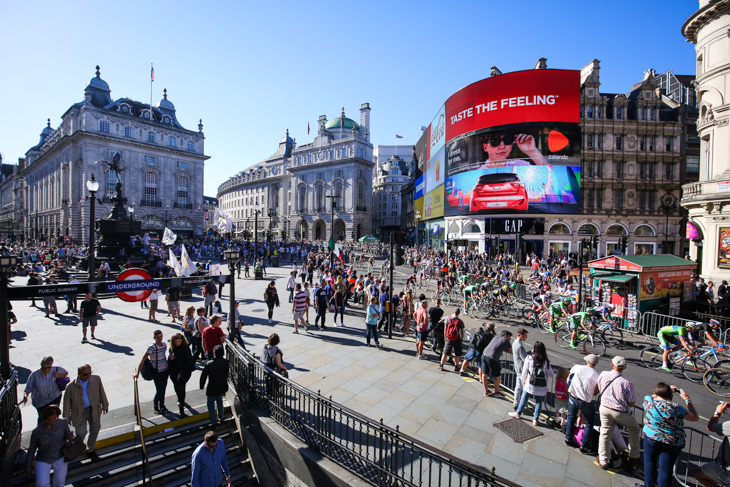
[128,206,135,220]
[34,209,38,244]
[253,209,262,262]
[660,194,676,255]
[326,195,340,269]
[267,208,276,264]
[0,254,22,379]
[160,206,173,228]
[414,209,421,247]
[223,245,240,338]
[86,174,100,281]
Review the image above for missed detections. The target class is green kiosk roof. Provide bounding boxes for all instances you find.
[590,272,637,283]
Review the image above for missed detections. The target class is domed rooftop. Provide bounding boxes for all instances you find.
[325,109,360,130]
[156,88,175,112]
[280,129,294,144]
[41,118,54,137]
[87,65,110,92]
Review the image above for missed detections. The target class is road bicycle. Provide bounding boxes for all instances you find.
[639,346,716,383]
[554,323,607,356]
[595,320,626,349]
[703,360,730,397]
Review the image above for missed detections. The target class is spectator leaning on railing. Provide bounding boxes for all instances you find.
[692,401,730,487]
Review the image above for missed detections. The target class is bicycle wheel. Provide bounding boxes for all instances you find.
[555,327,573,349]
[538,317,552,334]
[600,326,625,349]
[704,360,730,397]
[583,334,607,357]
[463,330,473,344]
[640,346,664,369]
[682,356,712,383]
[522,309,536,326]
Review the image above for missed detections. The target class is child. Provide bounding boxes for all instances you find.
[554,367,569,427]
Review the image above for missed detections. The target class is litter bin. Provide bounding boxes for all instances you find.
[254,265,263,280]
[271,255,280,267]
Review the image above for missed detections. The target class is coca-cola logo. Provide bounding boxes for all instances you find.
[430,113,445,148]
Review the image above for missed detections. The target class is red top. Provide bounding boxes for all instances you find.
[202,326,226,354]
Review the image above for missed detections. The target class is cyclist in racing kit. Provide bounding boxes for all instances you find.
[569,307,595,349]
[463,283,479,309]
[549,297,571,333]
[657,322,697,372]
[492,286,510,306]
[690,319,725,349]
[593,304,615,322]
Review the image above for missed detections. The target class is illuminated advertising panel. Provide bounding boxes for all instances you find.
[719,227,730,269]
[415,69,580,220]
[415,176,425,200]
[423,186,444,219]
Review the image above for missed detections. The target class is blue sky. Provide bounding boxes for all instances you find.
[0,0,699,196]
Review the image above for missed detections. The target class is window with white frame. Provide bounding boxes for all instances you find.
[177,161,189,171]
[145,156,158,166]
[100,121,110,133]
[187,141,195,151]
[176,177,189,206]
[616,106,624,120]
[144,172,157,205]
[124,127,134,138]
[168,136,176,147]
[615,135,623,150]
[106,170,118,195]
[147,132,156,143]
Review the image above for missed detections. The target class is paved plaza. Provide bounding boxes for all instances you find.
[11,266,639,487]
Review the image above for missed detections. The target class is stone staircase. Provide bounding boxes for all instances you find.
[12,417,256,487]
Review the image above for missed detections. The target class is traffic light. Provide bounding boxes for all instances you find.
[395,246,405,266]
[498,237,504,251]
[592,235,598,252]
[281,230,286,241]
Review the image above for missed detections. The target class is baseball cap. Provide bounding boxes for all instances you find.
[584,354,599,366]
[612,356,627,368]
[71,275,76,278]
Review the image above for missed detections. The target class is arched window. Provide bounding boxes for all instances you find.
[548,223,571,235]
[106,170,118,195]
[316,185,324,212]
[449,223,460,234]
[634,224,656,237]
[334,182,343,210]
[606,224,627,236]
[358,182,365,207]
[466,223,481,233]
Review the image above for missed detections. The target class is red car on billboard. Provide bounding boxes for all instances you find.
[469,173,528,212]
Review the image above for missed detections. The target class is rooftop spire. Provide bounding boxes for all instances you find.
[95,65,101,78]
[163,88,167,99]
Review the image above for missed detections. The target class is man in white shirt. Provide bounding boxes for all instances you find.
[511,327,528,410]
[565,353,600,454]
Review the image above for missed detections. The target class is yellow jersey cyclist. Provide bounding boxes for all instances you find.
[657,322,705,372]
[549,297,572,333]
[492,285,511,306]
[689,319,725,350]
[568,308,596,349]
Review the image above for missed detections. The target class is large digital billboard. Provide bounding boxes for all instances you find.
[416,69,580,218]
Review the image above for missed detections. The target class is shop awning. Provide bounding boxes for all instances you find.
[590,272,636,283]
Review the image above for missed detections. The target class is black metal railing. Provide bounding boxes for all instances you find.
[0,369,21,482]
[226,342,519,487]
[133,377,154,486]
[174,202,193,209]
[356,205,368,212]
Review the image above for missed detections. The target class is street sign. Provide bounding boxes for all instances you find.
[113,268,155,302]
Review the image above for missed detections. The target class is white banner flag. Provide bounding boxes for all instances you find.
[168,248,181,276]
[162,227,177,245]
[180,244,196,277]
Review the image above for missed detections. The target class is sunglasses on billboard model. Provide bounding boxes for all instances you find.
[487,135,515,147]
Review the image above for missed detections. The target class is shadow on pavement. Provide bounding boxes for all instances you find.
[87,338,135,356]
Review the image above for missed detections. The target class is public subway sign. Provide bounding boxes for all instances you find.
[489,218,545,235]
[7,274,230,300]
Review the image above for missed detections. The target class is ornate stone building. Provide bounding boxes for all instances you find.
[217,105,374,242]
[18,66,209,244]
[682,0,730,281]
[372,153,410,242]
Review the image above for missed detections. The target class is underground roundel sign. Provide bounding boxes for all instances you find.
[112,268,157,302]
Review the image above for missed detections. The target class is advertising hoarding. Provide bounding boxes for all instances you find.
[423,186,444,219]
[416,69,580,219]
[719,227,730,269]
[415,176,425,200]
[639,269,692,301]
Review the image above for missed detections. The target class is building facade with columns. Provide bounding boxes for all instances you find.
[216,105,374,242]
[682,0,730,281]
[421,60,694,260]
[18,66,209,244]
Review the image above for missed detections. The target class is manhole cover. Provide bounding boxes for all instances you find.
[493,418,544,443]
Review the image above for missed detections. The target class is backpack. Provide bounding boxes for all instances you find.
[529,358,547,387]
[206,283,217,295]
[445,317,461,341]
[470,330,491,353]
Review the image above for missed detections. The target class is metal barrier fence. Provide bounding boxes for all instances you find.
[226,342,520,487]
[639,312,695,343]
[0,369,21,484]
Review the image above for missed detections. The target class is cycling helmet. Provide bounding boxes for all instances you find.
[502,285,508,291]
[543,285,550,291]
[510,283,516,289]
[563,297,571,304]
[686,322,701,331]
[586,307,595,314]
[709,319,721,328]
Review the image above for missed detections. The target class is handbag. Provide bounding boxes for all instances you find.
[54,368,70,391]
[140,344,159,381]
[62,436,87,461]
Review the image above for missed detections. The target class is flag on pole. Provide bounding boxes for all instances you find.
[151,65,154,82]
[308,122,310,135]
[179,245,196,277]
[396,134,403,139]
[168,248,181,276]
[334,243,343,264]
[162,227,177,245]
